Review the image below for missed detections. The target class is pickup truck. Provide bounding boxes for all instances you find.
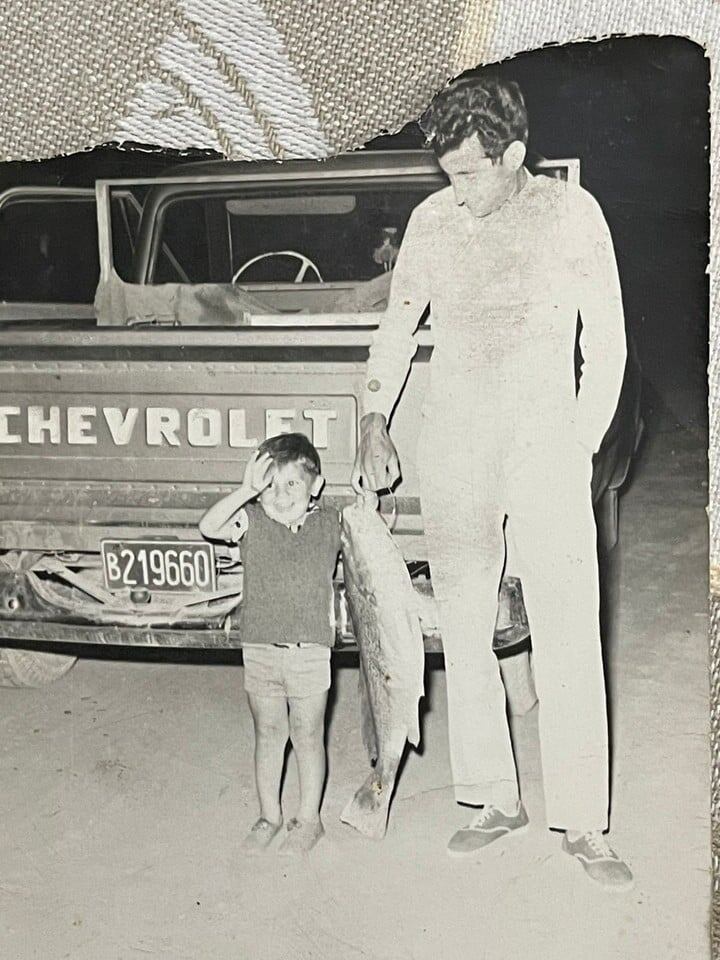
[0,150,642,687]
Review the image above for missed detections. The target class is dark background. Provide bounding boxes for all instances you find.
[518,37,709,436]
[0,35,709,433]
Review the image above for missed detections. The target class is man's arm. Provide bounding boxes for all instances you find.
[361,206,432,423]
[573,188,628,454]
[353,207,432,491]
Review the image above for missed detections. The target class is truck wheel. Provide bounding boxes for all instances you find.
[0,648,76,688]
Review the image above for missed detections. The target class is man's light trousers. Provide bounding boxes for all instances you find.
[417,404,610,834]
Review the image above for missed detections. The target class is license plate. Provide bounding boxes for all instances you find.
[101,540,216,593]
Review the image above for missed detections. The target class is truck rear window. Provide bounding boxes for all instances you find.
[146,184,437,287]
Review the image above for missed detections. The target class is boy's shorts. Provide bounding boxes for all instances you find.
[242,643,331,699]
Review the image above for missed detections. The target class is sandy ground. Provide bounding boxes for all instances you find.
[0,408,709,960]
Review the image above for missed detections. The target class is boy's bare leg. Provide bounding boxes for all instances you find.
[288,691,328,822]
[247,693,289,826]
[279,692,328,855]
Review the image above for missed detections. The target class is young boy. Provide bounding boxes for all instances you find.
[199,433,341,855]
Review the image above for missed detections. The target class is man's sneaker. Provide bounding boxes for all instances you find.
[447,803,529,858]
[562,831,634,891]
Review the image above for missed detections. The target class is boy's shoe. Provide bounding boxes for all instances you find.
[278,817,325,856]
[447,803,529,858]
[242,817,283,854]
[562,831,634,891]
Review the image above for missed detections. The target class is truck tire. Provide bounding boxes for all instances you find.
[0,648,76,688]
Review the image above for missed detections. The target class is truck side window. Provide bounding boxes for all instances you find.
[0,190,143,305]
[0,197,100,303]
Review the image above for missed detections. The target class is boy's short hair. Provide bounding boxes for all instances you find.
[420,73,528,162]
[257,432,322,477]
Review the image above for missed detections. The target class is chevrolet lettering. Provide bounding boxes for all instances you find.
[0,405,340,449]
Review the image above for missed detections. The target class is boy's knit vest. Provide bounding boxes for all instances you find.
[236,502,341,646]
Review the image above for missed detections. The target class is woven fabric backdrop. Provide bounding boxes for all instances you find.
[2,0,716,944]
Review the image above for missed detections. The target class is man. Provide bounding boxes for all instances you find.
[352,73,633,890]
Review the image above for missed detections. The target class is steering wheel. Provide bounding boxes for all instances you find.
[232,250,323,284]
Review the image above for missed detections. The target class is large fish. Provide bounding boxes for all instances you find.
[339,493,425,840]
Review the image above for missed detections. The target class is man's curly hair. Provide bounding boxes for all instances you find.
[420,74,528,161]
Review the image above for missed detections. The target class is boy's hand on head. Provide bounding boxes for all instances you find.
[199,451,274,541]
[243,451,275,494]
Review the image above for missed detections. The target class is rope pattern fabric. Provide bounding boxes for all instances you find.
[115,0,331,159]
[0,0,176,161]
[261,0,471,152]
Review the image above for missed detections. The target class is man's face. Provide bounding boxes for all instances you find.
[259,460,320,526]
[438,135,525,218]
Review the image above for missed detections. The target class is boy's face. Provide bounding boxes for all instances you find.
[259,460,322,525]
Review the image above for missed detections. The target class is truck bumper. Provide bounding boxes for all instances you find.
[0,574,531,657]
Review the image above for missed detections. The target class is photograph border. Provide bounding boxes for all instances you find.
[1,0,717,950]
